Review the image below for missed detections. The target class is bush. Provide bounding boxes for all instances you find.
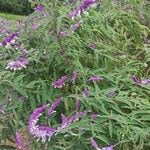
[0,0,150,150]
[0,0,32,15]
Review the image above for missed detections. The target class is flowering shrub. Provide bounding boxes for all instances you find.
[0,0,150,149]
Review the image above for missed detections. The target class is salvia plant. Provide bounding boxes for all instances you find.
[0,0,150,149]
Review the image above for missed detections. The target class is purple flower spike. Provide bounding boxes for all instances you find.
[0,105,4,114]
[59,31,67,37]
[69,111,87,123]
[83,87,90,98]
[61,114,69,128]
[31,23,38,30]
[52,75,68,88]
[90,113,99,119]
[71,70,78,83]
[6,57,29,71]
[16,130,23,149]
[28,104,57,142]
[37,125,56,142]
[91,138,99,150]
[102,145,114,150]
[131,75,150,85]
[48,97,63,116]
[0,32,18,48]
[28,104,48,134]
[75,99,80,111]
[88,76,104,82]
[16,130,29,150]
[59,111,87,130]
[69,0,96,20]
[29,98,87,142]
[70,21,82,32]
[131,76,141,84]
[34,4,44,12]
[141,78,150,84]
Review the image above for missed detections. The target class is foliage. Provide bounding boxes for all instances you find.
[0,0,150,149]
[0,0,32,15]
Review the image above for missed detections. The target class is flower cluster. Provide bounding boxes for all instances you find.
[0,32,18,49]
[0,18,29,71]
[5,57,29,71]
[83,87,90,98]
[48,97,63,116]
[70,70,78,83]
[70,20,83,32]
[28,104,57,142]
[52,72,104,97]
[69,0,97,20]
[34,4,44,12]
[59,0,96,36]
[28,98,87,142]
[75,99,80,111]
[88,76,104,82]
[16,130,29,150]
[60,111,87,130]
[52,75,68,88]
[131,76,150,85]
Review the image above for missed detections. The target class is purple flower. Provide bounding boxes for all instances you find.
[90,113,99,119]
[52,75,68,88]
[131,75,150,85]
[75,99,80,111]
[34,4,44,12]
[28,104,57,142]
[69,111,87,123]
[16,130,29,150]
[71,70,78,83]
[91,138,114,150]
[48,97,63,116]
[0,28,7,36]
[16,130,23,149]
[141,78,150,84]
[102,145,114,150]
[91,138,99,150]
[31,23,38,30]
[69,0,96,20]
[14,45,29,57]
[0,105,4,114]
[83,87,90,98]
[131,76,141,84]
[88,76,104,82]
[6,57,29,71]
[0,32,18,48]
[29,98,87,142]
[70,21,82,31]
[59,111,87,130]
[59,31,67,37]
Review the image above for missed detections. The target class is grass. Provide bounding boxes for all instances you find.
[0,12,25,20]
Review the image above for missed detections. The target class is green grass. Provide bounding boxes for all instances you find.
[0,12,25,20]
